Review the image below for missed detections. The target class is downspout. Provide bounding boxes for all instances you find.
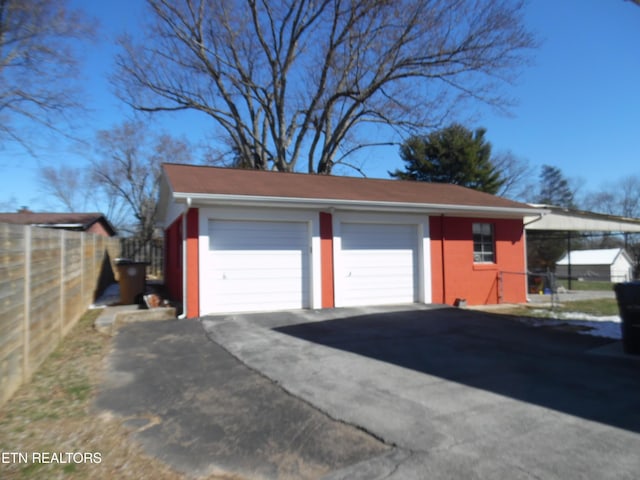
[522,223,531,302]
[523,212,545,227]
[440,214,446,304]
[523,212,545,301]
[178,197,192,319]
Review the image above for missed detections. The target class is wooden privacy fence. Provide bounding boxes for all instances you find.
[120,237,164,279]
[0,223,120,407]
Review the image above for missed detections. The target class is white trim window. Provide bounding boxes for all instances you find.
[473,223,495,263]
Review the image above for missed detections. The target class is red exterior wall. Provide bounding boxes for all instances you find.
[167,207,527,313]
[164,208,200,317]
[430,216,527,306]
[185,208,200,318]
[319,212,335,308]
[164,215,183,301]
[86,221,113,237]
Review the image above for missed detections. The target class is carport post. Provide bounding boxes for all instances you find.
[567,232,572,290]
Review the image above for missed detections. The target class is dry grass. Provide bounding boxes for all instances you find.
[0,309,234,480]
[493,298,620,318]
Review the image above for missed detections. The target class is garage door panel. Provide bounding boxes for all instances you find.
[210,223,308,250]
[343,250,414,268]
[207,279,308,312]
[341,223,415,249]
[211,251,305,272]
[343,276,414,291]
[338,222,418,307]
[345,268,415,281]
[205,220,310,313]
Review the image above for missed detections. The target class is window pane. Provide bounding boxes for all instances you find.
[472,223,494,263]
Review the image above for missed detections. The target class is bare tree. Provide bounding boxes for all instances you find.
[0,196,18,211]
[114,0,536,174]
[39,165,87,212]
[38,163,131,228]
[584,176,640,219]
[576,176,640,274]
[0,0,94,152]
[492,150,535,199]
[90,121,192,243]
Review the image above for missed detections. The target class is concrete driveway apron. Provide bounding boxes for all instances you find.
[202,304,640,480]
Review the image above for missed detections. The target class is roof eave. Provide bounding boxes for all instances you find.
[171,192,539,218]
[33,223,84,228]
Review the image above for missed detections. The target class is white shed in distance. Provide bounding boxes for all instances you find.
[556,248,634,283]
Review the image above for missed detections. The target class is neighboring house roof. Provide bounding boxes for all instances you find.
[160,163,538,218]
[556,248,632,266]
[0,212,117,236]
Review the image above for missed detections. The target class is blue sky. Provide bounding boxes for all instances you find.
[1,0,639,211]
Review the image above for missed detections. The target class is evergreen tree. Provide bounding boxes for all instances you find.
[528,165,580,272]
[536,165,576,207]
[390,124,505,194]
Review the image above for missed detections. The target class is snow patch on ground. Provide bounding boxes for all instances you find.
[90,283,121,309]
[519,310,622,340]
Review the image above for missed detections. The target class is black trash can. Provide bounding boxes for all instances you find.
[613,281,640,355]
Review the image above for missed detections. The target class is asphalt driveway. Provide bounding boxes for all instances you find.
[202,305,640,480]
[95,319,387,479]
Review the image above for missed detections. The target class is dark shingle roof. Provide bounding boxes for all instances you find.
[0,212,116,235]
[162,163,534,212]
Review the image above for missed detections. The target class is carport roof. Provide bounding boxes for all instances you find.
[161,163,538,216]
[524,204,640,233]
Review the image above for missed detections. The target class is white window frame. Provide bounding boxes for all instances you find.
[473,222,495,263]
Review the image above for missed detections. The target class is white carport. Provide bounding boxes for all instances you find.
[524,204,640,287]
[525,205,640,233]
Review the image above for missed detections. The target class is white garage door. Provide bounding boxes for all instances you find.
[203,220,310,313]
[337,223,418,307]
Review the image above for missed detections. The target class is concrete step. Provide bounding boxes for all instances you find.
[94,304,176,336]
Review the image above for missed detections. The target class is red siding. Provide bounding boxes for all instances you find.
[319,212,335,308]
[164,208,200,317]
[164,216,183,301]
[430,216,526,306]
[86,221,113,237]
[186,208,200,318]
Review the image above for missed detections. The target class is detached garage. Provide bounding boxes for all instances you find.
[158,164,540,317]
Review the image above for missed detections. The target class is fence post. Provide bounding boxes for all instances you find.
[80,233,85,306]
[23,226,31,380]
[60,230,65,338]
[92,234,97,303]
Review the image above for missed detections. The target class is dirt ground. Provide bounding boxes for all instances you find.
[0,309,238,480]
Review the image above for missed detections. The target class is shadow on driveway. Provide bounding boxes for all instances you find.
[274,307,640,435]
